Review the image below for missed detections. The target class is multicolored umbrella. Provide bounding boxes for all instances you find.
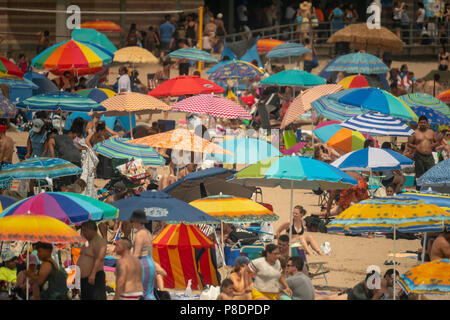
[168,48,218,63]
[0,57,24,78]
[399,93,450,116]
[189,194,278,223]
[409,106,449,125]
[31,39,113,75]
[0,195,17,210]
[0,93,17,118]
[148,75,225,97]
[257,39,286,53]
[310,95,364,121]
[417,158,450,188]
[80,20,123,32]
[397,259,450,295]
[208,60,263,81]
[93,137,165,166]
[113,46,158,64]
[324,52,389,74]
[260,69,326,87]
[72,28,117,53]
[266,42,312,59]
[313,123,365,153]
[0,192,118,224]
[17,91,105,112]
[341,112,415,136]
[171,94,251,120]
[396,190,450,213]
[76,87,116,103]
[437,89,450,104]
[337,75,370,89]
[336,88,418,121]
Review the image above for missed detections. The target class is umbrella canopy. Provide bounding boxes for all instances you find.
[99,92,170,116]
[0,157,82,182]
[340,112,414,136]
[0,195,17,209]
[24,72,58,95]
[397,259,450,295]
[260,69,326,87]
[332,147,414,171]
[313,123,365,153]
[76,87,116,103]
[93,137,165,166]
[127,128,234,155]
[310,95,364,121]
[0,213,85,243]
[409,106,449,126]
[163,167,256,202]
[396,190,450,213]
[0,57,24,78]
[149,75,225,97]
[209,137,281,164]
[0,93,17,118]
[0,74,37,89]
[72,28,117,53]
[112,190,220,224]
[327,197,450,234]
[399,93,450,117]
[17,91,105,112]
[208,60,263,81]
[0,192,118,224]
[327,23,404,52]
[335,88,418,121]
[437,89,450,103]
[266,42,312,59]
[113,46,158,64]
[171,94,251,120]
[281,84,343,129]
[337,75,370,89]
[80,20,123,32]
[257,39,286,53]
[32,39,113,75]
[228,155,358,190]
[324,53,389,75]
[168,48,218,63]
[189,194,278,223]
[417,158,450,188]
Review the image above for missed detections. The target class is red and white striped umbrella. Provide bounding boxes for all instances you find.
[172,94,252,120]
[281,84,343,129]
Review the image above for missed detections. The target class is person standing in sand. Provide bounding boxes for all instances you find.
[78,220,107,300]
[0,124,14,167]
[430,231,450,261]
[114,238,144,300]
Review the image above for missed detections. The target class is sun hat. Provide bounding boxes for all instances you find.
[31,118,44,133]
[129,209,147,223]
[1,249,17,262]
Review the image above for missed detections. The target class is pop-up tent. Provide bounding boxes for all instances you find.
[220,37,262,68]
[152,223,220,290]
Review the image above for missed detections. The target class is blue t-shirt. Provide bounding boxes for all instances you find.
[332,8,344,21]
[159,22,175,44]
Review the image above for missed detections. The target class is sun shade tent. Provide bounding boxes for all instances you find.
[220,37,262,67]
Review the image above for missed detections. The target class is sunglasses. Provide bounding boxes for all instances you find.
[286,264,294,267]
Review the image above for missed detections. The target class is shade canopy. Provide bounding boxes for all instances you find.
[417,159,450,189]
[257,39,286,53]
[409,106,449,125]
[314,123,365,153]
[340,112,414,136]
[337,75,370,89]
[80,20,123,32]
[399,93,450,117]
[208,60,263,81]
[0,57,24,77]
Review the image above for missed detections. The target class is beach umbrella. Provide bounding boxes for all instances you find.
[257,39,286,53]
[0,74,38,89]
[0,195,17,210]
[417,158,450,191]
[266,42,312,59]
[208,60,263,81]
[76,87,116,103]
[260,69,326,87]
[0,157,82,183]
[313,123,365,153]
[396,190,450,213]
[0,93,17,118]
[112,190,220,224]
[327,23,404,52]
[409,106,450,126]
[16,91,105,112]
[23,72,58,95]
[149,75,225,97]
[72,28,117,53]
[31,39,113,76]
[340,112,415,136]
[337,75,370,89]
[335,88,418,121]
[397,259,450,295]
[437,89,450,103]
[310,95,365,122]
[113,46,158,64]
[93,137,165,166]
[280,84,343,129]
[324,53,389,75]
[168,48,218,63]
[399,93,450,117]
[80,20,123,32]
[171,94,251,120]
[0,57,24,78]
[0,192,118,224]
[163,167,255,202]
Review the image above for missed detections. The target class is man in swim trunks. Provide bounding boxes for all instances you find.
[114,238,143,300]
[0,124,14,168]
[430,231,450,261]
[78,220,107,300]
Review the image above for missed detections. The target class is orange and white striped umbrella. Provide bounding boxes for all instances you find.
[280,84,343,129]
[100,92,171,116]
[127,128,234,155]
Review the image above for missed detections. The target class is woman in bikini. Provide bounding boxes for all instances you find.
[276,205,324,256]
[438,46,449,71]
[228,256,252,300]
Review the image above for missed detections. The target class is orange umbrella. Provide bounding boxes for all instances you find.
[127,128,234,155]
[338,75,370,89]
[437,89,450,104]
[257,39,286,53]
[80,21,123,32]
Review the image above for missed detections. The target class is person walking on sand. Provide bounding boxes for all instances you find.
[78,220,107,300]
[0,124,14,168]
[113,238,144,300]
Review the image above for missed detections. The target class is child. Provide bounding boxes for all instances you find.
[216,278,234,300]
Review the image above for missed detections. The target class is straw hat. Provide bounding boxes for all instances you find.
[129,209,147,223]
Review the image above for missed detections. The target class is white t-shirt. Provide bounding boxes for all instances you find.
[118,74,131,93]
[248,257,281,293]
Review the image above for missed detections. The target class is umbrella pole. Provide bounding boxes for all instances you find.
[129,112,133,139]
[26,241,30,300]
[393,225,397,300]
[370,169,373,198]
[288,180,294,258]
[421,232,427,264]
[221,221,225,267]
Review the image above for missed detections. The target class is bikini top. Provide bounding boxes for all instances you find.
[286,224,304,236]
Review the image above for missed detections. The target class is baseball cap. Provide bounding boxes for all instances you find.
[1,249,17,262]
[32,119,44,133]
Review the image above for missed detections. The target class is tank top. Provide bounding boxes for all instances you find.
[39,260,69,300]
[186,24,196,39]
[29,131,47,157]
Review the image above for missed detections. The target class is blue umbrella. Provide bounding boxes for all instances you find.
[112,190,220,224]
[409,106,450,125]
[341,112,415,136]
[208,60,263,81]
[71,28,117,53]
[208,137,281,164]
[24,72,58,95]
[417,159,450,188]
[396,190,450,213]
[310,95,364,121]
[324,52,389,74]
[260,70,326,87]
[0,76,38,89]
[168,48,218,63]
[266,43,312,59]
[0,195,17,209]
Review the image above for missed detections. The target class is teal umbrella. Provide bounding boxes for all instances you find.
[71,28,117,53]
[168,48,218,63]
[324,52,389,74]
[266,43,312,59]
[260,70,326,87]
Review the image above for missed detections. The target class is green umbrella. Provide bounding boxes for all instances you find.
[260,70,326,87]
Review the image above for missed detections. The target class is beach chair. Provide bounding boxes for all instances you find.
[292,245,330,285]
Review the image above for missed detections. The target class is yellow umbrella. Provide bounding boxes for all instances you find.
[113,46,158,64]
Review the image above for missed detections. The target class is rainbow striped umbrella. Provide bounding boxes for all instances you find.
[76,88,116,103]
[399,93,450,117]
[80,20,123,32]
[324,52,389,74]
[313,123,365,153]
[0,57,24,78]
[337,75,370,89]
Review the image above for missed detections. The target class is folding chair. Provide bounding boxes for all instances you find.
[240,244,265,261]
[293,246,330,285]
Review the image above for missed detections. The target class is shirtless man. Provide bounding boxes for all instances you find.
[407,115,440,184]
[0,124,14,167]
[78,220,107,300]
[113,239,143,300]
[302,38,316,72]
[430,231,450,261]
